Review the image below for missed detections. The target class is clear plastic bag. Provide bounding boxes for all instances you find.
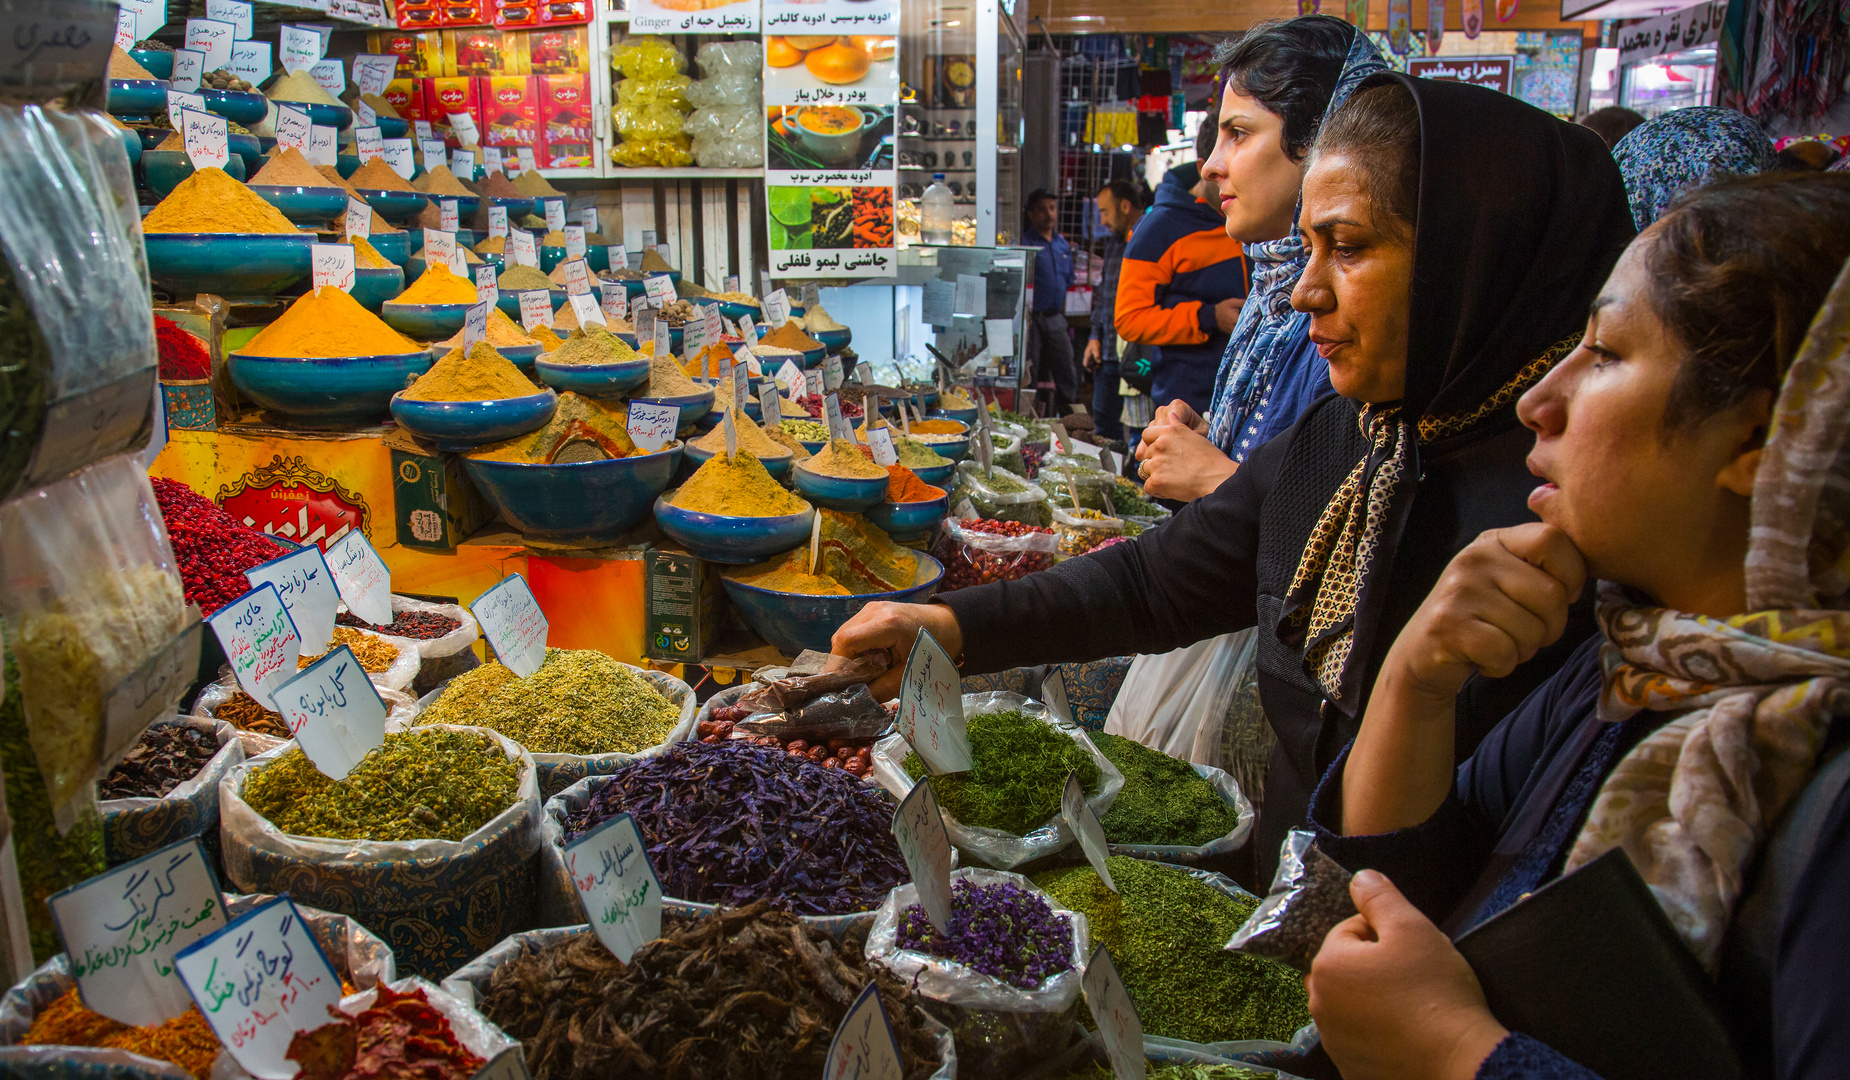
[0,456,192,833]
[870,692,1124,870]
[695,39,764,78]
[99,716,245,866]
[0,106,157,503]
[611,35,687,79]
[948,462,1051,526]
[1106,760,1255,863]
[1049,504,1126,559]
[866,867,1089,1075]
[192,670,420,754]
[1225,829,1358,973]
[356,594,480,696]
[685,76,761,108]
[934,516,1057,592]
[685,105,765,167]
[294,625,423,695]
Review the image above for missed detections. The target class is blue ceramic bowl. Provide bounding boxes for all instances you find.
[813,327,851,352]
[653,495,814,565]
[357,188,430,225]
[630,387,714,430]
[430,194,480,221]
[456,229,488,247]
[427,342,541,373]
[717,300,761,323]
[389,389,557,452]
[495,289,565,321]
[129,50,174,80]
[683,440,793,480]
[908,388,940,411]
[248,184,349,226]
[911,433,969,462]
[534,356,652,400]
[539,245,567,273]
[375,116,409,140]
[203,89,268,126]
[864,491,950,541]
[379,301,474,341]
[689,378,762,422]
[586,246,609,272]
[798,438,827,455]
[367,231,411,267]
[334,153,361,179]
[347,265,406,312]
[464,444,685,541]
[490,196,533,220]
[792,462,888,511]
[142,149,246,197]
[107,79,168,117]
[800,344,826,368]
[120,126,141,167]
[605,277,648,300]
[930,405,979,426]
[228,132,262,173]
[229,350,431,427]
[145,232,313,302]
[722,551,946,655]
[908,458,957,487]
[291,101,352,132]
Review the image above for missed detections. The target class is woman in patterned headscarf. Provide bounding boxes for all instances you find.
[1613,106,1775,231]
[1311,172,1850,1080]
[838,75,1636,880]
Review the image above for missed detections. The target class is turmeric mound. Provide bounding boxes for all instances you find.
[234,287,418,358]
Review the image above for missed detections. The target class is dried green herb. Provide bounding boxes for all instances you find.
[1093,732,1240,847]
[1047,1062,1275,1080]
[901,709,1098,835]
[1033,857,1309,1044]
[417,648,679,756]
[0,255,50,502]
[242,728,520,842]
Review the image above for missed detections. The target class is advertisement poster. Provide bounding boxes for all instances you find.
[763,0,898,277]
[628,0,759,34]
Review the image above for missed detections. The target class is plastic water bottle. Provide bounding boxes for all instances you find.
[921,173,953,245]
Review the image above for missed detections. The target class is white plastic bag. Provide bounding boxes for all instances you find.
[871,691,1124,870]
[304,625,423,695]
[346,594,480,696]
[1106,629,1255,766]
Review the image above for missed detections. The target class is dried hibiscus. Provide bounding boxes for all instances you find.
[286,983,483,1080]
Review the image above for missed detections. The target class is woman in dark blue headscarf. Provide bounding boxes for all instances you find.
[1613,106,1775,230]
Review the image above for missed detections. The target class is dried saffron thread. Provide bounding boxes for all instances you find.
[22,988,221,1079]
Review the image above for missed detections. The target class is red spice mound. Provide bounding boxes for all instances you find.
[287,983,484,1080]
[152,476,287,615]
[155,315,211,381]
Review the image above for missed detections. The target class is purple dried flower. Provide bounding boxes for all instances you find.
[895,880,1075,989]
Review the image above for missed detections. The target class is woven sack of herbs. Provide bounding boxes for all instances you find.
[866,866,1091,1075]
[871,691,1124,871]
[98,716,245,869]
[218,724,544,980]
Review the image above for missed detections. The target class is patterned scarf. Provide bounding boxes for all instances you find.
[1564,258,1850,971]
[1205,32,1390,461]
[1612,107,1775,231]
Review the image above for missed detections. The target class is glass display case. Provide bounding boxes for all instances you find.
[1618,45,1717,116]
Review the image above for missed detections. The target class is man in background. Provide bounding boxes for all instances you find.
[1084,179,1145,446]
[1579,105,1645,149]
[1114,119,1249,418]
[1021,189,1079,415]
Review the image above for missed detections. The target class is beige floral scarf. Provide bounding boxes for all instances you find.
[1564,258,1850,971]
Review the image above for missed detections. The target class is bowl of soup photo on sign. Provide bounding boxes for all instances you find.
[794,106,868,165]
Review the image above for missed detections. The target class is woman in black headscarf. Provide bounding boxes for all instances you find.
[836,74,1636,876]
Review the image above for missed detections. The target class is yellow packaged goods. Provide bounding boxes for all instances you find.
[403,341,538,402]
[349,157,416,193]
[414,165,474,197]
[760,320,824,352]
[265,69,342,107]
[690,411,789,459]
[496,264,555,291]
[249,147,330,188]
[513,170,564,197]
[109,47,155,80]
[142,167,300,234]
[646,350,703,396]
[671,452,808,516]
[725,509,914,593]
[234,287,419,358]
[471,392,640,463]
[437,308,538,349]
[395,264,481,304]
[543,327,645,366]
[802,438,887,479]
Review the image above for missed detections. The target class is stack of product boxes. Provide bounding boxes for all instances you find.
[372,27,594,168]
[393,0,588,29]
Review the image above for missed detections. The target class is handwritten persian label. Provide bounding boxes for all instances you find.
[519,290,554,331]
[579,207,598,234]
[607,245,628,273]
[413,119,432,142]
[324,530,392,627]
[564,224,586,258]
[736,343,760,376]
[50,839,229,1027]
[483,146,503,175]
[420,137,446,170]
[474,265,499,306]
[653,318,671,360]
[764,288,790,327]
[352,52,394,95]
[165,89,206,123]
[738,313,757,342]
[272,647,388,780]
[763,378,782,427]
[561,259,592,296]
[449,148,473,179]
[1063,771,1116,890]
[640,229,658,250]
[1041,670,1073,725]
[207,583,300,711]
[448,110,478,147]
[824,983,904,1080]
[567,292,606,329]
[777,359,804,396]
[643,273,676,308]
[634,304,656,344]
[380,138,413,178]
[730,360,751,418]
[439,197,459,232]
[169,48,205,92]
[204,0,252,38]
[488,204,508,239]
[463,300,489,349]
[517,146,536,174]
[822,354,844,392]
[684,316,709,362]
[309,57,344,95]
[896,629,971,773]
[1084,946,1145,1080]
[564,812,662,963]
[115,7,136,50]
[278,23,321,73]
[306,124,335,166]
[725,273,740,293]
[509,229,539,268]
[354,125,382,162]
[423,229,458,274]
[227,40,271,82]
[868,425,897,466]
[823,393,847,442]
[184,17,234,70]
[626,400,679,453]
[309,242,355,293]
[600,282,628,323]
[805,370,824,399]
[471,573,548,678]
[891,782,953,934]
[174,896,342,1079]
[244,544,339,653]
[540,198,564,233]
[181,108,229,170]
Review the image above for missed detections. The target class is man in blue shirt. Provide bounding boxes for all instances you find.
[1022,189,1078,415]
[1084,179,1145,444]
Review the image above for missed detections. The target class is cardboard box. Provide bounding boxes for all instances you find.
[479,75,539,147]
[535,73,593,169]
[422,76,485,146]
[526,27,588,73]
[493,0,589,28]
[371,30,446,77]
[383,77,428,122]
[644,545,724,662]
[444,28,520,75]
[382,427,492,552]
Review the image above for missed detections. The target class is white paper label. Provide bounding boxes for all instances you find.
[725,273,739,293]
[730,361,751,418]
[519,290,554,331]
[739,313,757,341]
[777,359,804,396]
[306,124,335,166]
[824,983,905,1080]
[765,288,790,327]
[1084,946,1146,1080]
[488,205,508,240]
[206,583,300,712]
[165,89,206,123]
[353,52,395,96]
[856,362,874,387]
[354,125,382,161]
[309,57,344,95]
[380,138,413,178]
[805,370,824,399]
[517,146,536,174]
[626,400,679,453]
[565,812,662,963]
[567,292,605,329]
[1062,771,1116,890]
[227,40,271,82]
[114,8,136,51]
[653,319,671,360]
[607,245,628,273]
[449,110,478,147]
[824,393,847,442]
[180,108,229,170]
[684,318,709,364]
[561,259,592,296]
[439,198,459,233]
[823,355,844,392]
[896,629,971,774]
[463,300,489,349]
[271,646,388,780]
[324,531,392,627]
[206,0,253,38]
[634,305,655,344]
[308,242,355,293]
[423,230,458,274]
[474,265,499,307]
[510,229,539,268]
[564,225,586,259]
[169,48,205,92]
[868,425,898,467]
[420,137,446,171]
[471,573,548,678]
[278,23,322,74]
[483,146,503,175]
[50,839,229,1028]
[763,381,782,427]
[579,207,598,234]
[543,199,565,232]
[736,343,760,377]
[641,229,658,249]
[449,148,472,179]
[413,119,432,142]
[644,274,676,308]
[173,896,343,1080]
[600,283,628,324]
[184,18,234,71]
[891,782,953,934]
[244,544,339,654]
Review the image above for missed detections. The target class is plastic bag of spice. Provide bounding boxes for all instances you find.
[948,462,1052,526]
[294,624,424,695]
[866,867,1090,1075]
[98,717,245,868]
[218,725,543,980]
[1105,759,1255,864]
[295,974,522,1076]
[934,517,1058,593]
[1224,830,1359,974]
[0,456,194,835]
[1049,504,1126,559]
[340,594,480,697]
[871,692,1125,870]
[191,671,420,757]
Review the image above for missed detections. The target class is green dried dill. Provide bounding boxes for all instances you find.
[1093,732,1240,847]
[1110,478,1165,519]
[902,709,1099,835]
[417,648,679,756]
[242,728,520,842]
[1032,856,1309,1044]
[1046,1063,1274,1080]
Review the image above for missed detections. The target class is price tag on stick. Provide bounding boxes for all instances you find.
[439,198,459,232]
[600,282,628,324]
[644,273,676,308]
[565,812,662,963]
[567,292,605,329]
[519,290,554,331]
[1062,771,1116,891]
[173,896,343,1080]
[184,18,235,71]
[474,265,499,307]
[272,646,388,780]
[471,573,548,678]
[891,782,954,934]
[352,53,395,95]
[896,630,972,774]
[488,204,508,240]
[824,983,905,1080]
[278,23,322,73]
[561,259,592,296]
[380,138,414,179]
[1084,946,1147,1080]
[354,125,382,162]
[765,288,790,327]
[180,108,229,171]
[543,199,565,232]
[722,402,740,462]
[324,530,392,627]
[462,300,490,349]
[868,424,898,466]
[510,229,539,268]
[626,401,679,453]
[1042,669,1074,725]
[809,511,823,575]
[483,146,503,175]
[564,224,586,258]
[306,124,336,166]
[654,319,671,360]
[170,49,205,92]
[207,584,300,711]
[244,545,339,654]
[777,359,804,396]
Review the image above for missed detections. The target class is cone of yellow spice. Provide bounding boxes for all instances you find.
[391,264,482,305]
[143,167,300,234]
[436,308,539,351]
[670,452,809,517]
[234,287,421,358]
[690,410,791,462]
[402,341,541,402]
[471,392,644,464]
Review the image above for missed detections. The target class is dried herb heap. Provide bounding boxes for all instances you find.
[22,987,220,1078]
[1048,1063,1275,1080]
[901,709,1099,835]
[1093,732,1240,847]
[286,982,483,1080]
[479,904,944,1080]
[895,879,1073,989]
[417,648,679,756]
[100,724,219,800]
[563,742,909,916]
[242,729,520,842]
[336,609,461,640]
[1033,857,1309,1044]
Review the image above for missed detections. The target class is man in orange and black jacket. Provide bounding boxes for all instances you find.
[1114,122,1250,416]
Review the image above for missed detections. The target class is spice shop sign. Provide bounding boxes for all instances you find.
[1407,55,1515,93]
